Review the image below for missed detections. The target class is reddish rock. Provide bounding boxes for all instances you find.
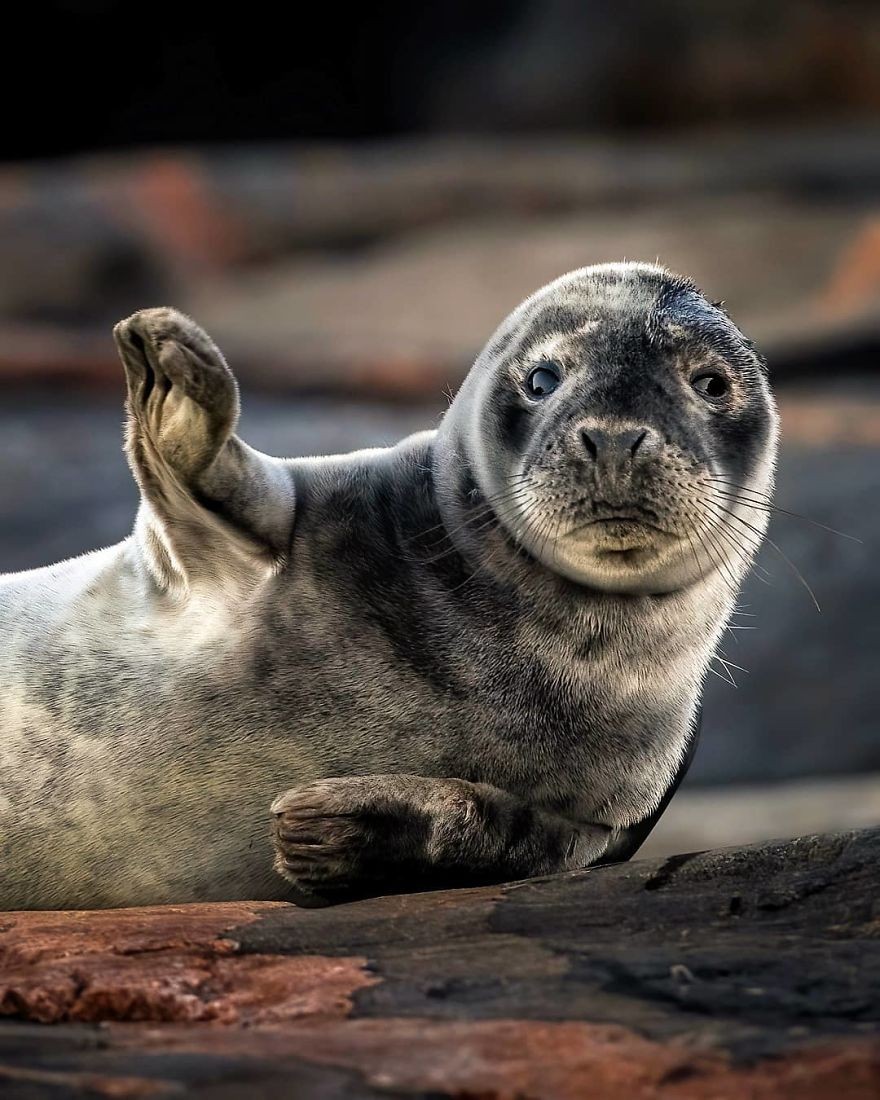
[0,902,375,1025]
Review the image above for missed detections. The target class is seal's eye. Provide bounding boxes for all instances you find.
[526,362,562,397]
[692,372,728,399]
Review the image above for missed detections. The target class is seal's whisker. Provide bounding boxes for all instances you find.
[690,514,745,600]
[696,509,773,582]
[696,509,755,574]
[446,505,541,594]
[704,481,861,543]
[415,510,504,556]
[556,516,596,542]
[692,501,762,582]
[696,499,775,590]
[695,506,761,563]
[690,516,745,603]
[713,653,746,685]
[684,527,705,584]
[442,483,544,591]
[707,659,738,687]
[709,522,770,585]
[715,644,749,674]
[531,512,558,568]
[418,500,534,563]
[417,516,503,564]
[707,499,821,612]
[413,481,533,550]
[413,471,534,536]
[550,507,569,568]
[705,476,773,500]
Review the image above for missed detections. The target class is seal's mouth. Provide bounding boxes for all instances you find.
[584,516,653,531]
[563,508,676,545]
[494,455,753,592]
[583,518,656,550]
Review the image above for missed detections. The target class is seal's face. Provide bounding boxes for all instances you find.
[455,263,779,594]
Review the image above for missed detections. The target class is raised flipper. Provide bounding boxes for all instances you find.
[114,308,295,592]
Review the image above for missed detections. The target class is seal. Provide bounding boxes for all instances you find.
[0,262,778,909]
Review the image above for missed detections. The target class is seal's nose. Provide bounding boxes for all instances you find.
[579,425,660,466]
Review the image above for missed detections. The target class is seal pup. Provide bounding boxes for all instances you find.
[0,263,778,909]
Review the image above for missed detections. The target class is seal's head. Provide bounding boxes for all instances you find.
[441,263,779,595]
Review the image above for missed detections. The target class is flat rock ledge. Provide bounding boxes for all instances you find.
[1,829,878,1099]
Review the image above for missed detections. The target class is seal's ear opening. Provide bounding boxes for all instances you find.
[114,308,295,590]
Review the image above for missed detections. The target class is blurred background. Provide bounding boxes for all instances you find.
[1,0,878,856]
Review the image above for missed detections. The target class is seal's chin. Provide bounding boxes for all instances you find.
[565,523,687,594]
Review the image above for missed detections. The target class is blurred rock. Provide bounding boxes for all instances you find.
[187,193,880,393]
[642,774,880,859]
[1,131,878,394]
[421,0,880,132]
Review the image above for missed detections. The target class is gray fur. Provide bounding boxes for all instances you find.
[0,262,778,909]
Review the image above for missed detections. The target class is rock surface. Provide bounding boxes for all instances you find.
[1,828,878,1097]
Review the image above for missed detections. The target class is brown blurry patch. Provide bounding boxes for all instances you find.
[819,219,880,322]
[116,156,245,272]
[778,394,880,447]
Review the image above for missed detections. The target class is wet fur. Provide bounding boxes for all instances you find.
[0,263,778,908]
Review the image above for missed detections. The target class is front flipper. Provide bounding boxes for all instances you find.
[271,775,611,904]
[115,308,295,591]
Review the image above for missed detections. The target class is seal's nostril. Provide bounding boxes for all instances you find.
[579,425,655,463]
